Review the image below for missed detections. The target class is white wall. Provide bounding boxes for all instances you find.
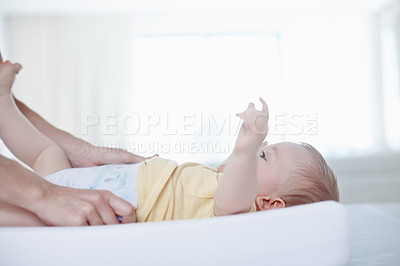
[0,16,9,56]
[328,153,400,203]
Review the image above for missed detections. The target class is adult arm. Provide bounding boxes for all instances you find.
[13,97,151,167]
[0,154,136,225]
[214,98,269,216]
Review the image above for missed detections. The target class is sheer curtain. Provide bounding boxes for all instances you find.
[5,16,136,154]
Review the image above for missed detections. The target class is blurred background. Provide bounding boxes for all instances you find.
[0,0,399,203]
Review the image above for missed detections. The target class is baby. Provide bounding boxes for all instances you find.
[0,60,339,225]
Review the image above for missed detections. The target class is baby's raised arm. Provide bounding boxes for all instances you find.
[214,98,269,216]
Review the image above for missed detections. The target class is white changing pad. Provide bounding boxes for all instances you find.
[0,201,349,266]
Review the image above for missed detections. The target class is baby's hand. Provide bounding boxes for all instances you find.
[235,98,269,152]
[0,60,23,97]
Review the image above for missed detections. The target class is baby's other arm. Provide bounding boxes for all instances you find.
[214,98,268,216]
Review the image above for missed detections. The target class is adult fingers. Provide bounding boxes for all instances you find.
[107,192,136,224]
[121,209,137,224]
[86,206,105,226]
[90,191,119,225]
[120,150,147,164]
[144,154,159,160]
[94,148,146,165]
[66,199,104,226]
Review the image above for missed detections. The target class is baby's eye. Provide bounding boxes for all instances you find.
[260,151,267,161]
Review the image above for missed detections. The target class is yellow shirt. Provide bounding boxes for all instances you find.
[136,157,256,222]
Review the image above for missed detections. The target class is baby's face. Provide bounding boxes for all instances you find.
[256,142,313,196]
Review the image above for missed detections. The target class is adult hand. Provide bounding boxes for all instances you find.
[35,184,136,226]
[62,138,157,168]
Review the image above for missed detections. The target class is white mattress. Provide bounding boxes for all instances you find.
[0,201,349,266]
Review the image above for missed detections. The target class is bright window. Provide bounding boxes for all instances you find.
[382,27,400,150]
[131,34,281,164]
[130,30,398,164]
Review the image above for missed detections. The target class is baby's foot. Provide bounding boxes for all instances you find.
[0,61,22,98]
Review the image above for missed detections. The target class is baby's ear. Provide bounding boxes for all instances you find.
[272,198,286,209]
[256,196,286,211]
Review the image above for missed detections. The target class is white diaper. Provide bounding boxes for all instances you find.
[45,163,141,208]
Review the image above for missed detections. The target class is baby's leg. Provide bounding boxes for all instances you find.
[0,61,71,176]
[0,200,46,226]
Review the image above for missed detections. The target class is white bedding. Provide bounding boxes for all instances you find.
[0,201,349,266]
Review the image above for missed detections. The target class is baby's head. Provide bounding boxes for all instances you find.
[255,142,339,211]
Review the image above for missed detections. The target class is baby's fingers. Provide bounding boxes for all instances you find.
[236,112,245,120]
[259,97,268,113]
